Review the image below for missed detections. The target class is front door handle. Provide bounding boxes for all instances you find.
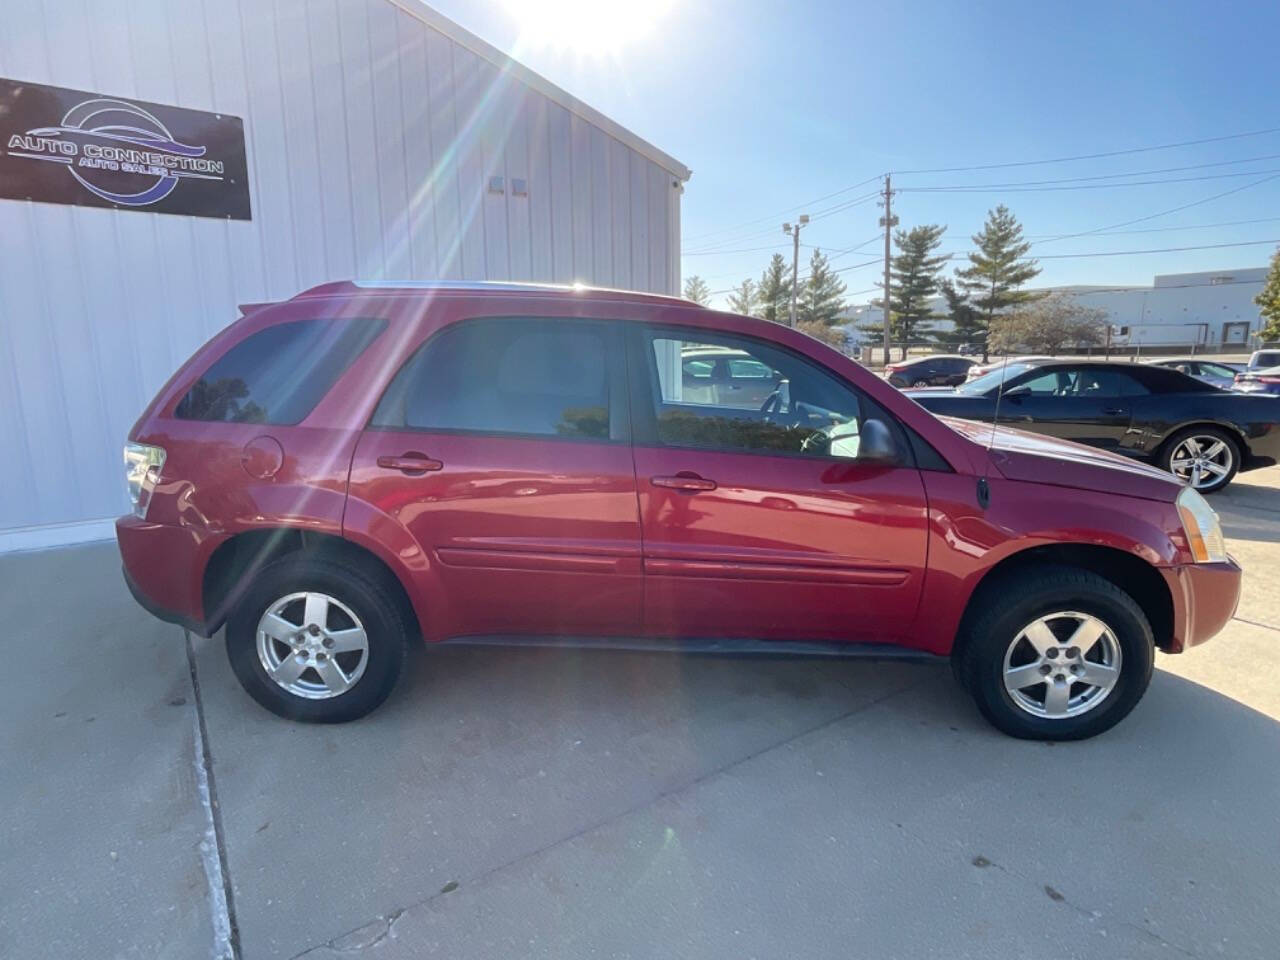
[651,473,717,493]
[1102,407,1127,416]
[377,453,443,475]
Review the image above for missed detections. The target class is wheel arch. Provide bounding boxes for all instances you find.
[952,544,1175,666]
[1155,420,1249,459]
[202,528,420,641]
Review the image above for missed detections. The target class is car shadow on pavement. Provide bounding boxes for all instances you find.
[1215,468,1280,542]
[188,633,1280,959]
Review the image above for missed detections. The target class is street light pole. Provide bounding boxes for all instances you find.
[783,214,809,327]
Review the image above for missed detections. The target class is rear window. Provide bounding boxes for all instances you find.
[175,317,386,424]
[371,317,613,440]
[1252,351,1280,370]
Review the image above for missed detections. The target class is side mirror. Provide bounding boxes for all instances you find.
[1001,384,1031,401]
[857,418,899,465]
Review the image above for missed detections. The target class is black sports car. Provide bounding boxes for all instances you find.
[906,359,1280,493]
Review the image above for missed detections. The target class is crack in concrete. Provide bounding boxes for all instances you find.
[286,678,923,958]
[187,630,241,960]
[945,843,1200,959]
[1233,615,1280,633]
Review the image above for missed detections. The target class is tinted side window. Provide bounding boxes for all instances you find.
[373,318,612,440]
[176,317,386,424]
[1075,368,1149,397]
[643,331,885,461]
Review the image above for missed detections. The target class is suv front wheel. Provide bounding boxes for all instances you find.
[956,566,1155,740]
[226,554,409,723]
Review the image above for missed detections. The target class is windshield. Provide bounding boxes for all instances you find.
[956,361,1038,395]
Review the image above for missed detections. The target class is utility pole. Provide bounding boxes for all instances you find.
[783,214,809,327]
[878,174,897,366]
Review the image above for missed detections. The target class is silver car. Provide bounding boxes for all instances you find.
[1146,358,1242,391]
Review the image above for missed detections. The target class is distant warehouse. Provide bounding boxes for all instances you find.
[842,267,1267,352]
[0,0,691,551]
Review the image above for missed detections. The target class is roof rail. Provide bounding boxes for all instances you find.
[290,280,703,307]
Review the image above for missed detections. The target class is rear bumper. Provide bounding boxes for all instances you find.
[116,515,211,636]
[1160,557,1242,653]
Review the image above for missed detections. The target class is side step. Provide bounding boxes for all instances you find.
[437,635,945,663]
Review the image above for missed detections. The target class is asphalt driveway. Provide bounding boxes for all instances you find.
[4,471,1280,959]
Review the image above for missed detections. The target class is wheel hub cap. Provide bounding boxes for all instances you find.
[1169,435,1231,490]
[256,592,369,700]
[1002,611,1122,719]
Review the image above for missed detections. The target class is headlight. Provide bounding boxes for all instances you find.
[124,442,166,519]
[1176,486,1226,563]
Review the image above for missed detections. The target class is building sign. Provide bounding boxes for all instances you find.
[0,77,250,220]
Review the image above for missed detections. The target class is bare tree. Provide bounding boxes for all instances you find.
[989,292,1107,355]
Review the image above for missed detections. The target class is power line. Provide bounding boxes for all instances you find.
[891,126,1280,175]
[680,173,885,245]
[707,256,881,297]
[900,167,1280,193]
[1033,172,1280,245]
[897,154,1280,189]
[1025,216,1280,239]
[935,238,1278,262]
[681,191,880,255]
[1032,238,1280,259]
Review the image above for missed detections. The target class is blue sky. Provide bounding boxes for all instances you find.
[430,0,1280,308]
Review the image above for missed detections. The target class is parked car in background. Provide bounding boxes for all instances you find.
[907,360,1280,492]
[678,345,781,409]
[1233,366,1280,396]
[119,282,1241,740]
[964,355,1053,382]
[884,354,975,387]
[1246,349,1280,371]
[1146,358,1241,390]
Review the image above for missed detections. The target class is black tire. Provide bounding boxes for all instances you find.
[955,565,1154,741]
[912,378,930,387]
[226,554,409,723]
[1158,425,1240,494]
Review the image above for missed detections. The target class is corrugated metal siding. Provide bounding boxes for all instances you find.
[0,0,684,538]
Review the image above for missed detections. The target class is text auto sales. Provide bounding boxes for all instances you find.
[7,134,224,178]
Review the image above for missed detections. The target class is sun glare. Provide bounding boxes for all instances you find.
[502,0,675,56]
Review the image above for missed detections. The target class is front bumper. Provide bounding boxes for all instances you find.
[1160,557,1242,653]
[116,515,211,636]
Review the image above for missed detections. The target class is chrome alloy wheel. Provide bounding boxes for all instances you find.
[256,592,369,700]
[1002,611,1122,719]
[1169,435,1233,491]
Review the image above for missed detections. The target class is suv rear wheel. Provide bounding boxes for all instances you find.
[956,566,1154,740]
[226,554,408,723]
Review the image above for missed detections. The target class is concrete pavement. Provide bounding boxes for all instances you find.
[3,469,1280,959]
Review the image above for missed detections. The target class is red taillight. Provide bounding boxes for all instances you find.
[1259,376,1280,384]
[885,364,901,373]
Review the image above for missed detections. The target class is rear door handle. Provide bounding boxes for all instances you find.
[377,453,443,475]
[651,473,717,493]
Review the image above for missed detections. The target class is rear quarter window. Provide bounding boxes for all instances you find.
[175,317,386,424]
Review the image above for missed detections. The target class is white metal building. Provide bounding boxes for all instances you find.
[0,0,690,551]
[841,266,1268,351]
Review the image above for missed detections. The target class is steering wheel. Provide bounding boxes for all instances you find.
[760,390,782,418]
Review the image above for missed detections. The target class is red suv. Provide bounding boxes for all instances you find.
[117,281,1241,740]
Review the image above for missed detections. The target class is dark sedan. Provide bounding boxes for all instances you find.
[884,354,975,388]
[907,360,1280,492]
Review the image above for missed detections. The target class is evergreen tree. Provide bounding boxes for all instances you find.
[682,274,712,306]
[937,279,986,351]
[1256,246,1280,343]
[797,248,847,327]
[887,224,948,357]
[954,205,1041,361]
[726,277,760,316]
[758,253,790,323]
